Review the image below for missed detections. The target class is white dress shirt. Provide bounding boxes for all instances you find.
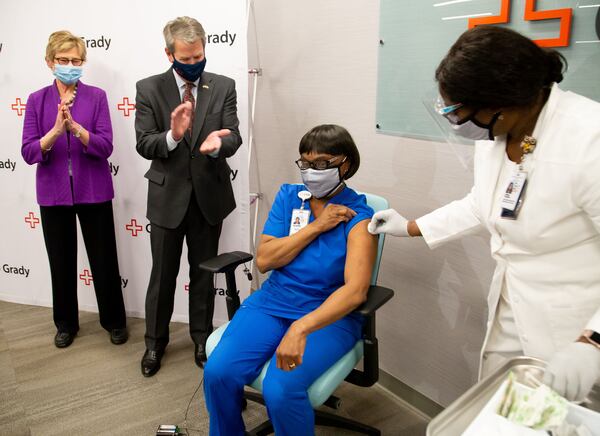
[166,69,199,152]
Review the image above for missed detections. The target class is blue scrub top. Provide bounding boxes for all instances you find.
[243,184,374,326]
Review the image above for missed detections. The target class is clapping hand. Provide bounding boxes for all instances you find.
[170,101,193,141]
[199,129,231,155]
[61,103,75,131]
[53,103,69,135]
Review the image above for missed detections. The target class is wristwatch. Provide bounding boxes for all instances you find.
[582,330,600,349]
[74,126,83,138]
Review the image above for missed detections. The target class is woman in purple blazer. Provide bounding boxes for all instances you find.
[21,31,127,348]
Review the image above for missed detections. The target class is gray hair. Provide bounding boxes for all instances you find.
[163,16,206,52]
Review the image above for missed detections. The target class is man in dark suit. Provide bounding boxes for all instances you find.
[135,16,242,377]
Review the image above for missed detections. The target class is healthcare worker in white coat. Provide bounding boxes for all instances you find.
[369,26,600,402]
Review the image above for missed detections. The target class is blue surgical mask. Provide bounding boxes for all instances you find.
[53,65,83,85]
[172,57,206,82]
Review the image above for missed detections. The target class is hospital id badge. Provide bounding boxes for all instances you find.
[500,171,528,220]
[289,208,311,235]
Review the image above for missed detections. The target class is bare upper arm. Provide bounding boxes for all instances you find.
[344,219,378,289]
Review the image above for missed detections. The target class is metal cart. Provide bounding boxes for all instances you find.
[427,356,600,435]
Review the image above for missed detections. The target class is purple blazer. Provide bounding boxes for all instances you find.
[21,81,114,206]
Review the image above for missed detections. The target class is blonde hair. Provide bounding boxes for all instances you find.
[45,30,86,62]
[163,16,206,52]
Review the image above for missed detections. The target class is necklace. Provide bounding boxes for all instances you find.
[59,83,78,107]
[518,135,536,169]
[520,135,536,155]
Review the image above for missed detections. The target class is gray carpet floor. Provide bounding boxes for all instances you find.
[0,300,428,435]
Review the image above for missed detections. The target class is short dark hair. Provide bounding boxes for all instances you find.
[299,124,360,179]
[435,26,567,110]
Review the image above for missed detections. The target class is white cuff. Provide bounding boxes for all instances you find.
[166,130,181,151]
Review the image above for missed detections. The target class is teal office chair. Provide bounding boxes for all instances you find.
[199,192,394,435]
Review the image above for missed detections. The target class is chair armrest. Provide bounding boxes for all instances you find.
[355,285,394,316]
[346,285,394,387]
[198,251,253,273]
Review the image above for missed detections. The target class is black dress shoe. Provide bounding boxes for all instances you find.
[54,331,75,348]
[141,349,164,377]
[194,343,207,368]
[110,328,128,345]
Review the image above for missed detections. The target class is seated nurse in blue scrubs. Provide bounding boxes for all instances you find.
[203,124,378,436]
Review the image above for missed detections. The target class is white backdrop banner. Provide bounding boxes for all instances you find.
[0,0,250,326]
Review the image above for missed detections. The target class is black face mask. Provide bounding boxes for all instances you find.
[172,57,206,82]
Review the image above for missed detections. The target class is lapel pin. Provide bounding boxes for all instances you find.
[202,85,210,89]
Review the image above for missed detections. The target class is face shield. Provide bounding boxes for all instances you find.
[421,88,479,170]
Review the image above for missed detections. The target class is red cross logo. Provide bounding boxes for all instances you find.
[184,283,189,292]
[117,97,136,117]
[79,269,93,286]
[24,212,40,229]
[125,219,143,237]
[11,98,26,116]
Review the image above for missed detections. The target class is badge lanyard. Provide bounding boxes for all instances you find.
[289,190,312,235]
[500,136,536,220]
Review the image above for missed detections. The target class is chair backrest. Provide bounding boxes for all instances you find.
[360,192,388,285]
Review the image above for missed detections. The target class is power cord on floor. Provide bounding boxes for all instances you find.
[178,375,204,436]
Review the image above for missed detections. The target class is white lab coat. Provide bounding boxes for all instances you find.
[416,85,600,376]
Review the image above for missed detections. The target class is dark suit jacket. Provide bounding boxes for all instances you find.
[135,69,242,228]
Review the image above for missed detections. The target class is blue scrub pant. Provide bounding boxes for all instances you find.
[203,306,361,436]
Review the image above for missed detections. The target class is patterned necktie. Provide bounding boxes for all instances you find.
[183,82,196,136]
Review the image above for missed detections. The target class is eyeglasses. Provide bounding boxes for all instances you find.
[434,96,463,123]
[54,57,84,66]
[295,156,347,170]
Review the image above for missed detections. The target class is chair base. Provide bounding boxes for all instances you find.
[244,391,272,436]
[245,390,265,404]
[248,420,274,436]
[244,390,380,436]
[314,409,381,436]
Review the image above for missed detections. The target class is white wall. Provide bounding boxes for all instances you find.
[248,0,496,406]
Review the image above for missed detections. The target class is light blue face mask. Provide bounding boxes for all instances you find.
[53,65,83,85]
